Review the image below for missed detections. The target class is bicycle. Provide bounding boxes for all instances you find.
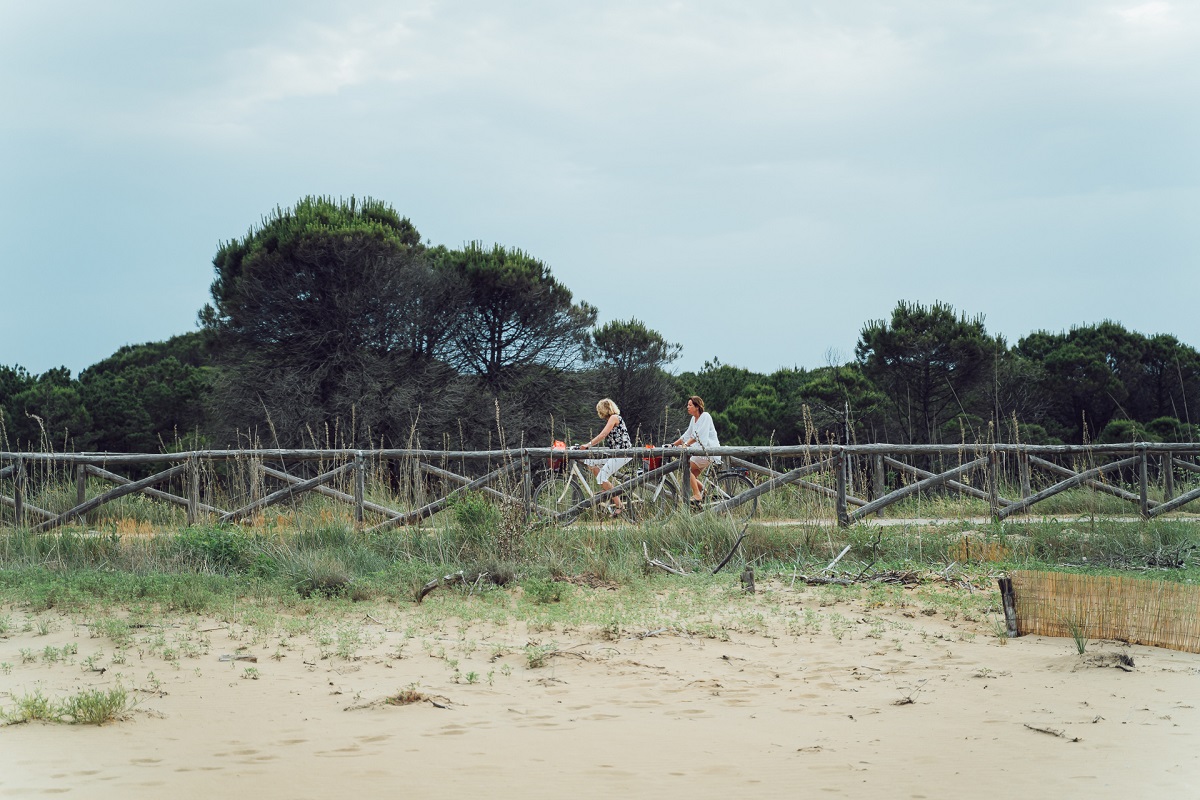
[532,445,658,525]
[638,446,758,525]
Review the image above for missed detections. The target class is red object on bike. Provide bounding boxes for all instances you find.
[642,444,662,471]
[549,440,567,473]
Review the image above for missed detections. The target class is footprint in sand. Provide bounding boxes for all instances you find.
[314,745,362,757]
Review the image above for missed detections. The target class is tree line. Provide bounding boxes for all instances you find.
[2,196,1198,454]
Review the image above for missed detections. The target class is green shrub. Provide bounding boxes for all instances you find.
[276,550,353,598]
[5,690,59,723]
[174,527,248,571]
[523,578,570,605]
[60,687,131,725]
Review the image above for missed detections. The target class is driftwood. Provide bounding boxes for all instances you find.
[643,542,688,575]
[824,545,853,573]
[1023,724,1081,743]
[415,568,511,603]
[711,523,750,574]
[792,568,922,587]
[416,570,468,603]
[740,566,756,594]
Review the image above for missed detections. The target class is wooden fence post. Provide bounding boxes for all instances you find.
[187,455,200,526]
[353,453,365,529]
[998,577,1019,637]
[872,455,884,518]
[1139,447,1149,520]
[75,462,87,525]
[75,460,87,503]
[1163,452,1175,502]
[835,450,849,528]
[13,457,25,529]
[521,451,532,520]
[679,450,690,511]
[1019,451,1031,500]
[988,450,1000,521]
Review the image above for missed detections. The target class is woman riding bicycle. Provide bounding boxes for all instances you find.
[672,395,721,507]
[578,398,633,515]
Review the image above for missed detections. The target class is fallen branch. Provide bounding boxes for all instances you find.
[824,545,853,574]
[644,542,688,575]
[1023,723,1080,742]
[416,570,467,603]
[637,628,669,639]
[791,569,922,587]
[712,523,750,575]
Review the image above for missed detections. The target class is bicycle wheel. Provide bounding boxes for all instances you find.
[622,476,665,523]
[636,475,678,520]
[532,473,583,525]
[705,471,757,524]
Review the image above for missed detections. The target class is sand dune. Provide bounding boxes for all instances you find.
[2,582,1197,798]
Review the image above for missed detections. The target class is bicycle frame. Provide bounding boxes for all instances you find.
[639,455,757,523]
[533,457,629,524]
[532,450,756,525]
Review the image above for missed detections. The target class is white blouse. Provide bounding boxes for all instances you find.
[683,412,721,451]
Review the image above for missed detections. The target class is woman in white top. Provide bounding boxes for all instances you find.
[578,398,633,514]
[672,395,721,505]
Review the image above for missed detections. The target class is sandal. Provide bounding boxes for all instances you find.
[689,498,704,511]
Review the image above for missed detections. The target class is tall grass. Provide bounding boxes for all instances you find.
[0,498,1196,613]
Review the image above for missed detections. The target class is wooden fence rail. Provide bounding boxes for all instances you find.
[3,443,1200,531]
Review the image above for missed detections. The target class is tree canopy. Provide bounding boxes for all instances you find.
[4,192,1199,453]
[857,301,995,443]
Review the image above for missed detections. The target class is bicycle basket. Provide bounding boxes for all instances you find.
[549,440,567,473]
[642,444,662,471]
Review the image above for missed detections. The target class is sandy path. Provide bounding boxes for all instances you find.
[2,586,1197,798]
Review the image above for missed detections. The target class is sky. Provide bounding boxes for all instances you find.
[1,1,1197,378]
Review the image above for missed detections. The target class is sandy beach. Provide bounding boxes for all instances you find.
[2,579,1197,798]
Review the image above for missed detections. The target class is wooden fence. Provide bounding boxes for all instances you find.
[3,443,1200,532]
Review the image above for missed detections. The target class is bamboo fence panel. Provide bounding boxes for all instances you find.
[1010,569,1200,654]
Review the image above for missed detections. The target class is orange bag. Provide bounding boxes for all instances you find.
[642,444,662,471]
[549,440,567,472]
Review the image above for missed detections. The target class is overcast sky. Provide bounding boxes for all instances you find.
[2,1,1197,377]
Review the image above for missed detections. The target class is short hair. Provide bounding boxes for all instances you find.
[596,398,620,418]
[688,395,705,413]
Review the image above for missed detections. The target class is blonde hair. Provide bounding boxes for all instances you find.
[688,395,705,413]
[596,398,620,418]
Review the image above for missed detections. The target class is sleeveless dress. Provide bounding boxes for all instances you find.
[585,415,633,484]
[604,417,632,450]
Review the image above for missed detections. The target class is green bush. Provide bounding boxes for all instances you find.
[174,527,248,572]
[523,577,570,604]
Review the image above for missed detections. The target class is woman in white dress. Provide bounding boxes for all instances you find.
[672,395,721,506]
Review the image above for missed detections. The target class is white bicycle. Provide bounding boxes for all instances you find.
[532,445,657,525]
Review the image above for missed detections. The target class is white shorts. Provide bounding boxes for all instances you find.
[583,457,632,485]
[688,456,720,470]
